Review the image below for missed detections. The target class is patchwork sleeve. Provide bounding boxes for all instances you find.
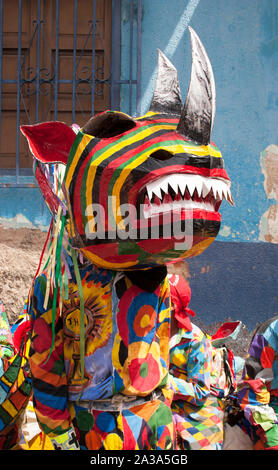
[0,302,15,360]
[28,275,75,441]
[238,332,274,409]
[237,330,276,432]
[169,333,211,406]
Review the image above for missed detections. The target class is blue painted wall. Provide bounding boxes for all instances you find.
[0,175,50,228]
[187,241,278,330]
[126,0,278,244]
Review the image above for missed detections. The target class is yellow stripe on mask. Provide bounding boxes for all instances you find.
[65,133,94,188]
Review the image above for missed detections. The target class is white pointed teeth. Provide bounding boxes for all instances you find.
[147,184,162,200]
[168,178,178,193]
[146,173,232,203]
[144,173,233,218]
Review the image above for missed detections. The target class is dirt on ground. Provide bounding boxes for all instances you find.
[0,224,253,358]
[0,225,48,323]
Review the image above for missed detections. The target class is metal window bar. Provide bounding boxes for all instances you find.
[0,0,142,188]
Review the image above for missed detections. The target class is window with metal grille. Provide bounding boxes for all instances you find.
[0,0,142,187]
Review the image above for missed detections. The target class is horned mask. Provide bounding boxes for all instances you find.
[21,27,233,270]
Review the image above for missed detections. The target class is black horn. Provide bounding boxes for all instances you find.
[149,49,182,115]
[177,26,216,145]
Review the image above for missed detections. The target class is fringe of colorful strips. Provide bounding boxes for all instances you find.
[29,162,87,377]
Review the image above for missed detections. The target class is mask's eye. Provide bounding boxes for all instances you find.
[150,149,173,161]
[82,112,136,138]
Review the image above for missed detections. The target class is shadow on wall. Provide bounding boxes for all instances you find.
[182,240,278,331]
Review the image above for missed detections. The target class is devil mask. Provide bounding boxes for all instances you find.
[21,27,233,270]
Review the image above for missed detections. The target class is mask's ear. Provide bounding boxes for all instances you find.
[21,122,77,215]
[20,121,77,164]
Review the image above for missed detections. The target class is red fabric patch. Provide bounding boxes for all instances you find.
[168,274,194,330]
[129,355,160,392]
[32,318,53,353]
[248,379,266,393]
[261,346,275,369]
[122,415,137,450]
[210,414,221,424]
[198,438,211,447]
[9,389,27,411]
[13,321,31,353]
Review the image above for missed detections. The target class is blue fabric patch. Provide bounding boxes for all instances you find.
[34,388,68,410]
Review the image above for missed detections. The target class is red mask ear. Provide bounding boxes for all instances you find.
[20,121,77,164]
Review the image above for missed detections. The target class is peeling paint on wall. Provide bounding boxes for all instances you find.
[167,260,191,282]
[259,144,278,243]
[200,265,210,274]
[0,215,48,232]
[219,225,231,237]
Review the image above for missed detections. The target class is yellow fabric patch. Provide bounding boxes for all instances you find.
[103,433,123,450]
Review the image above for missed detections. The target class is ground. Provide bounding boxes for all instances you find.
[0,225,48,323]
[0,224,253,358]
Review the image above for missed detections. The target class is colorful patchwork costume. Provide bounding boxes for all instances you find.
[21,28,233,450]
[0,302,32,449]
[168,274,230,450]
[238,316,278,450]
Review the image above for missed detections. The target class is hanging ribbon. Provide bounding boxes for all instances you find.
[71,247,85,383]
[27,218,53,313]
[43,210,66,365]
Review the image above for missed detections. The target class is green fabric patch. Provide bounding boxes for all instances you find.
[4,357,21,383]
[265,423,278,448]
[139,362,148,378]
[76,409,94,432]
